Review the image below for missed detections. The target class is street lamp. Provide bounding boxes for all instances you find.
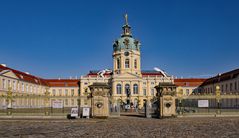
[215,85,221,114]
[44,88,50,115]
[6,87,13,115]
[178,88,183,115]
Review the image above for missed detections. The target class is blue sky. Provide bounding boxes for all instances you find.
[0,0,239,79]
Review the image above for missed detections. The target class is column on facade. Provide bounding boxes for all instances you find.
[80,81,84,96]
[138,80,142,96]
[113,57,116,72]
[130,53,133,73]
[146,78,150,100]
[122,81,125,101]
[112,80,116,96]
[130,81,133,102]
[121,53,124,73]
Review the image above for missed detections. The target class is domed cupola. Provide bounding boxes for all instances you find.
[113,14,141,52]
[112,14,142,75]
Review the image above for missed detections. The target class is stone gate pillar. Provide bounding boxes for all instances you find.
[89,83,110,118]
[155,83,177,118]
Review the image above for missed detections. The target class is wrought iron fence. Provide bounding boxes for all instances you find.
[176,94,239,115]
[0,96,78,116]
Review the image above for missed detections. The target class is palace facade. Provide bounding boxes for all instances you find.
[1,15,238,110]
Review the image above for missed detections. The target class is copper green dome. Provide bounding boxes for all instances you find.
[113,14,141,52]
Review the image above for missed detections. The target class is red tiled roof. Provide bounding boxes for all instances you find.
[45,79,79,87]
[200,68,239,86]
[174,78,206,87]
[0,64,80,87]
[0,64,48,86]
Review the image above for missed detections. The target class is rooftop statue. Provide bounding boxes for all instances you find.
[97,69,112,78]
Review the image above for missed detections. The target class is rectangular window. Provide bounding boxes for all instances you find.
[143,89,146,96]
[2,79,6,89]
[33,86,35,93]
[65,89,68,96]
[186,89,190,95]
[26,84,28,92]
[235,81,237,91]
[117,58,120,69]
[8,80,11,88]
[125,59,130,68]
[22,83,24,92]
[65,99,68,106]
[71,89,74,96]
[13,81,16,90]
[52,89,56,96]
[59,89,62,96]
[30,85,32,93]
[230,83,233,92]
[71,99,74,106]
[151,89,154,96]
[221,85,224,92]
[134,59,137,69]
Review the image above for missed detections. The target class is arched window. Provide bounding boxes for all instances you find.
[125,84,130,95]
[125,59,130,68]
[134,59,137,69]
[117,58,120,69]
[133,84,138,94]
[116,84,122,94]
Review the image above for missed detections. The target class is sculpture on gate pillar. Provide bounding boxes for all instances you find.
[155,83,177,118]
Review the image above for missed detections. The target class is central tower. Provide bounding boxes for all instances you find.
[113,14,141,75]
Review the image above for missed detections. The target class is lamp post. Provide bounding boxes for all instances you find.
[77,88,81,118]
[126,88,131,111]
[178,88,183,115]
[6,87,13,115]
[215,85,221,114]
[44,88,50,115]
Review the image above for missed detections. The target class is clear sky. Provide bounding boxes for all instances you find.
[0,0,239,79]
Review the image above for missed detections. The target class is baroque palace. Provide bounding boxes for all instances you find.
[0,15,238,110]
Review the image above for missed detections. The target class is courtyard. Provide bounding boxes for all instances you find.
[0,117,238,138]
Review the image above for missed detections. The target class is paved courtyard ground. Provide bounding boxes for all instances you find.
[0,117,238,138]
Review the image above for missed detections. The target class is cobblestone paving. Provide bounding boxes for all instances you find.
[0,117,238,138]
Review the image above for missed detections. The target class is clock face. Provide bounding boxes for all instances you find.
[124,51,129,56]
